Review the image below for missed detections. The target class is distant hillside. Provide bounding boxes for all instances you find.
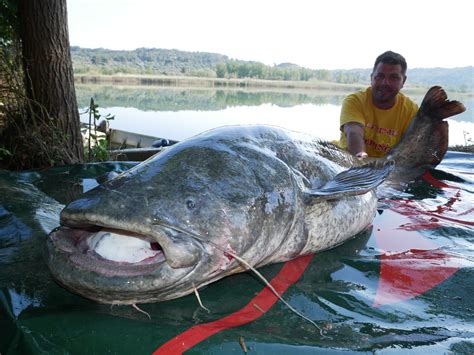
[276,63,302,69]
[71,47,473,92]
[71,46,229,77]
[409,67,473,92]
[342,67,473,92]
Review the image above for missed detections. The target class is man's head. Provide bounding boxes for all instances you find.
[370,51,408,108]
[372,51,407,76]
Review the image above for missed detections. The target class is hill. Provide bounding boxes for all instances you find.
[71,47,473,92]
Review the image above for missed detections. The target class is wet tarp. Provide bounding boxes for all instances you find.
[1,153,473,354]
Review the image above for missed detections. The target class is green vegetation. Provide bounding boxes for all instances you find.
[1,0,84,170]
[71,47,362,84]
[1,39,77,169]
[450,145,474,153]
[0,60,79,169]
[0,0,17,46]
[81,98,114,162]
[71,47,474,93]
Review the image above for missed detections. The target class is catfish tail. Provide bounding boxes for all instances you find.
[418,86,466,121]
[387,86,466,185]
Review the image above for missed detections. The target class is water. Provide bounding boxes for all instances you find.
[0,151,473,353]
[75,84,474,145]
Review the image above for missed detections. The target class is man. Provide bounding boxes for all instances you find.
[339,51,420,159]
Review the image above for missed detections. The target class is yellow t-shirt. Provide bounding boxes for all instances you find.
[338,87,418,157]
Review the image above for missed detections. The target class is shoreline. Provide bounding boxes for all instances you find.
[75,73,423,94]
[449,145,474,153]
[74,74,473,97]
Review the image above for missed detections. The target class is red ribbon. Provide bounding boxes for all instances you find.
[154,254,314,354]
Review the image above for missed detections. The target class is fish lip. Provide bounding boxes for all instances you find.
[51,213,205,273]
[46,224,203,304]
[148,222,205,269]
[48,225,167,277]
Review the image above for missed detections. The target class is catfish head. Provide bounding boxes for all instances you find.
[46,138,295,304]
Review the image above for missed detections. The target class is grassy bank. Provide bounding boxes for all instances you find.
[75,74,452,98]
[449,145,474,153]
[74,74,474,98]
[75,74,370,93]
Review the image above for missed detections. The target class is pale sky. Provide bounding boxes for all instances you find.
[67,0,473,70]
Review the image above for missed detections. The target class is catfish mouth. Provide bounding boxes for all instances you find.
[48,211,206,279]
[49,225,169,277]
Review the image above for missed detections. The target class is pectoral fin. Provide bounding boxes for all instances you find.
[304,160,394,202]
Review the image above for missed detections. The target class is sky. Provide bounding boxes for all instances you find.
[67,0,474,70]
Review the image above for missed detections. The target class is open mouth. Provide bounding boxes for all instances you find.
[49,213,206,278]
[86,229,163,263]
[50,226,167,277]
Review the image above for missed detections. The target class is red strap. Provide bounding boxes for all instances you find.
[153,254,314,354]
[421,171,455,188]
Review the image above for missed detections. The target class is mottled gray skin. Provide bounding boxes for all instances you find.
[47,126,377,304]
[388,86,465,184]
[46,86,465,304]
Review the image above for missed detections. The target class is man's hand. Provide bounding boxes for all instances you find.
[343,122,367,158]
[355,151,368,160]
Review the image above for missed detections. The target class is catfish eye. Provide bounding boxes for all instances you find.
[186,200,195,209]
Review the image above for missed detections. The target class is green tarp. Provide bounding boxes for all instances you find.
[1,153,473,354]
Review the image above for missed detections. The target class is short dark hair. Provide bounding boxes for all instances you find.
[372,51,407,76]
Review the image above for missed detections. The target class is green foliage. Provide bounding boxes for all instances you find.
[81,98,114,162]
[215,63,226,78]
[87,135,109,161]
[71,46,229,77]
[408,67,474,92]
[1,36,80,169]
[0,147,12,160]
[0,0,18,45]
[71,47,473,92]
[71,47,369,84]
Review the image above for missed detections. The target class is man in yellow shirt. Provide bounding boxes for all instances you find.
[339,51,447,160]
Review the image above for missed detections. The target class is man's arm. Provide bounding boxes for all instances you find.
[343,122,368,159]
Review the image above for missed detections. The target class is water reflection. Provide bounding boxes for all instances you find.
[76,84,473,145]
[5,288,42,317]
[76,85,346,111]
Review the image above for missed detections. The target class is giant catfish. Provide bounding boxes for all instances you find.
[46,86,465,304]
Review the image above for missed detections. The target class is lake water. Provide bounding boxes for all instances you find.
[75,85,474,146]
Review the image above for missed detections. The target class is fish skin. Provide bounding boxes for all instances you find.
[47,126,381,304]
[387,86,465,184]
[46,86,465,304]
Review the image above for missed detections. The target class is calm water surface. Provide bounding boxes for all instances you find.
[76,85,474,145]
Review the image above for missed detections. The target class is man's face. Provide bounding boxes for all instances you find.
[370,63,406,106]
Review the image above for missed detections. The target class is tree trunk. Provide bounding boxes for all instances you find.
[18,0,83,165]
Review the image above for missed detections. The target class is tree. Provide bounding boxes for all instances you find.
[20,0,83,162]
[0,0,83,169]
[215,63,226,78]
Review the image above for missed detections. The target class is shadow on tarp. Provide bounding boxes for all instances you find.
[0,152,473,354]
